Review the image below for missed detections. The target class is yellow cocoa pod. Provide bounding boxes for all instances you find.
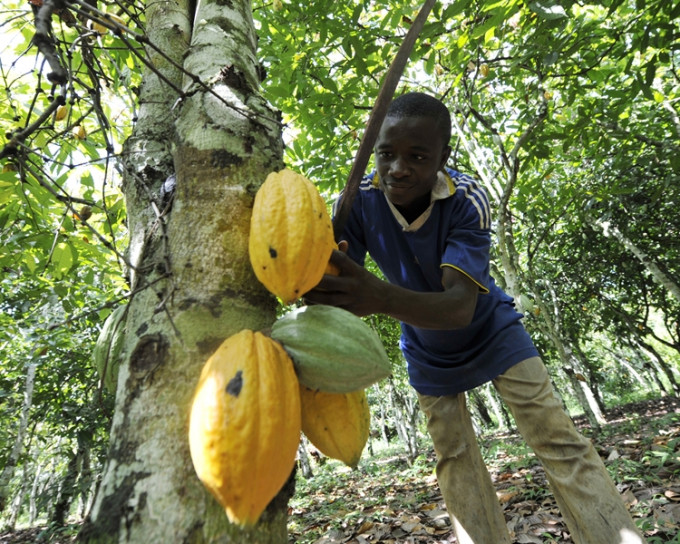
[91,21,108,34]
[299,385,370,468]
[188,330,301,526]
[249,169,335,304]
[55,105,68,121]
[72,125,87,140]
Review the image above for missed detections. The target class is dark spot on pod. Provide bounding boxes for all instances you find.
[269,247,277,258]
[226,370,243,397]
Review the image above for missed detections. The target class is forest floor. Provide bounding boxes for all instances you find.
[287,395,680,544]
[0,396,678,544]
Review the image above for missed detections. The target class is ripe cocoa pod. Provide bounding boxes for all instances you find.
[188,329,301,526]
[300,386,370,468]
[248,169,335,304]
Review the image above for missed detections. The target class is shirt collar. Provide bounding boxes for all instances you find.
[380,170,455,231]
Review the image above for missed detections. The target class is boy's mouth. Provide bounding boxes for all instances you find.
[384,179,411,190]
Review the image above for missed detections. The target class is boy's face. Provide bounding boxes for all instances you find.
[374,115,451,218]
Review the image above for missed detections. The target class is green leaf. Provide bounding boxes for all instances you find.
[457,33,468,49]
[0,177,17,206]
[442,0,473,19]
[644,58,656,87]
[52,242,76,278]
[542,51,559,66]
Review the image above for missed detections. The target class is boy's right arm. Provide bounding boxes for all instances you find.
[305,248,478,330]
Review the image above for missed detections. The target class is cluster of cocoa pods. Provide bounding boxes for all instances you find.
[188,170,391,526]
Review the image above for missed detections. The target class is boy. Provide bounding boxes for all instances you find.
[306,92,643,544]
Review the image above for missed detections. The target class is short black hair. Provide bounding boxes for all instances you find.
[386,92,451,147]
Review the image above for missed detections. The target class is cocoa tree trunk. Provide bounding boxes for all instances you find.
[297,439,314,479]
[52,450,79,526]
[468,389,493,429]
[78,1,291,542]
[29,462,42,525]
[6,465,30,530]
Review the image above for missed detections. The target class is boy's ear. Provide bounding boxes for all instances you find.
[440,145,452,168]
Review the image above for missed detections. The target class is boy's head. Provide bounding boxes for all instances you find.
[374,92,452,221]
[385,92,452,150]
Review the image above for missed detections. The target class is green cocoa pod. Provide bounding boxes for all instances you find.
[270,305,391,393]
[93,305,127,393]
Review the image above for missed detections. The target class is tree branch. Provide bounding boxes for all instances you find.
[32,0,69,85]
[0,95,65,159]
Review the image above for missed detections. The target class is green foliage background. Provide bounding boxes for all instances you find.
[0,0,678,529]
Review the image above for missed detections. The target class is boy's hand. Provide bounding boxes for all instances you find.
[304,243,385,317]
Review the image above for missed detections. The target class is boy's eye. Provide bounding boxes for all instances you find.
[376,151,430,163]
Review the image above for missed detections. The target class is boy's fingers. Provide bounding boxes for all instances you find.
[329,248,356,273]
[338,240,349,253]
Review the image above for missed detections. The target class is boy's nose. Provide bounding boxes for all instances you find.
[389,157,409,178]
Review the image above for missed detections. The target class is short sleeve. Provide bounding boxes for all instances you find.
[440,175,492,292]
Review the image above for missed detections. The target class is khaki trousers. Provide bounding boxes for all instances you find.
[417,357,644,544]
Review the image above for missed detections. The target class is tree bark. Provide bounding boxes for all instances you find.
[6,465,30,530]
[79,1,289,542]
[0,363,36,518]
[29,463,43,525]
[52,449,79,526]
[468,389,493,429]
[482,383,512,430]
[389,381,420,463]
[591,217,680,304]
[619,356,658,392]
[561,366,605,427]
[297,439,314,479]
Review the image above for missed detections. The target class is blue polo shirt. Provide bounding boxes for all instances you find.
[335,168,538,396]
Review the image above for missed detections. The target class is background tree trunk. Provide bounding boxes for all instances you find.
[5,465,29,531]
[468,390,493,429]
[297,439,314,479]
[388,381,420,464]
[0,363,36,518]
[590,216,680,303]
